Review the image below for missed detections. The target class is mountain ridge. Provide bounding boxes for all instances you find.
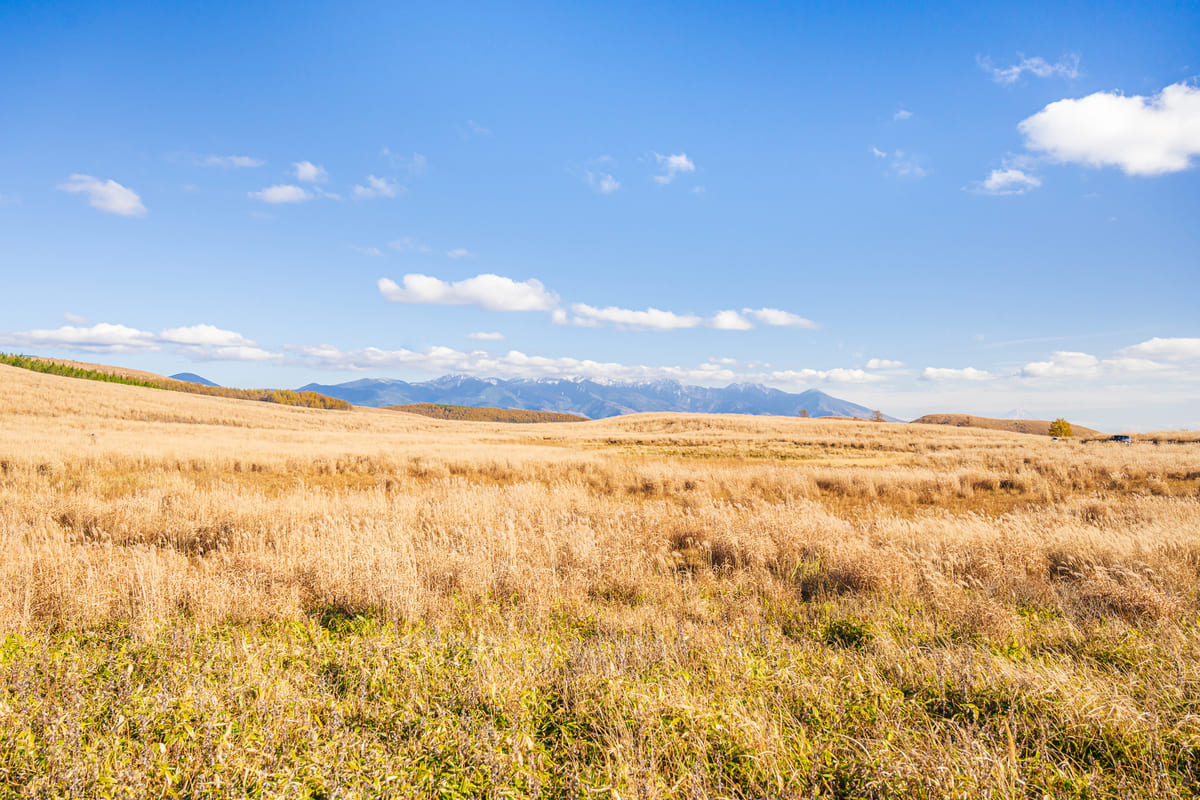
[298,375,901,420]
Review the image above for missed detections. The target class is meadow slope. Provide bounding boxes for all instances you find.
[1,363,1199,798]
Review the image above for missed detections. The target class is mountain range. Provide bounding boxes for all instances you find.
[296,375,900,421]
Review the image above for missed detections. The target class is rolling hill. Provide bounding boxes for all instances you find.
[910,414,1103,437]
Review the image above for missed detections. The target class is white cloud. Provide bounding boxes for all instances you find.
[378,274,558,312]
[63,312,89,325]
[1021,349,1174,378]
[0,322,158,353]
[894,109,913,121]
[866,358,904,369]
[743,307,819,329]
[653,152,696,184]
[353,175,401,199]
[389,237,431,253]
[158,324,255,348]
[446,248,473,259]
[1018,82,1200,175]
[979,54,1081,85]
[709,310,753,331]
[57,174,147,217]
[467,332,505,341]
[585,170,620,193]
[349,245,383,256]
[249,184,312,204]
[889,151,927,178]
[202,155,265,169]
[1119,337,1200,361]
[570,303,702,331]
[976,168,1042,195]
[291,342,884,386]
[871,146,888,158]
[1020,351,1100,378]
[383,149,429,175]
[922,367,993,381]
[467,120,493,137]
[292,161,328,182]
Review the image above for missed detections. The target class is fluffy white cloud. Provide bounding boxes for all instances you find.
[0,322,157,353]
[0,320,278,361]
[292,161,328,182]
[57,175,147,217]
[158,324,256,347]
[446,248,473,259]
[378,274,558,312]
[1119,337,1200,361]
[569,304,702,330]
[353,175,401,199]
[709,310,754,330]
[866,358,904,369]
[467,332,505,341]
[1018,82,1200,175]
[743,308,819,329]
[585,170,620,193]
[922,367,993,381]
[1020,351,1100,378]
[249,184,312,204]
[978,54,1081,85]
[202,155,265,168]
[653,152,696,184]
[977,168,1042,195]
[894,109,913,120]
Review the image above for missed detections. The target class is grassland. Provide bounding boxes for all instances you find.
[910,413,1104,438]
[389,403,588,423]
[0,353,351,410]
[2,363,1199,798]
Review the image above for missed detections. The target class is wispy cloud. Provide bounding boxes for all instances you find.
[1019,82,1200,176]
[353,175,401,199]
[871,146,887,158]
[888,151,927,178]
[743,308,819,329]
[201,155,265,169]
[349,245,383,257]
[292,161,328,182]
[57,174,147,217]
[973,168,1042,195]
[568,304,703,331]
[382,149,429,176]
[893,108,913,121]
[389,237,432,253]
[978,53,1081,85]
[63,312,89,325]
[653,152,696,184]
[446,248,473,259]
[466,120,493,137]
[866,358,904,369]
[467,331,505,341]
[921,367,993,381]
[248,184,312,204]
[378,274,558,312]
[585,170,620,193]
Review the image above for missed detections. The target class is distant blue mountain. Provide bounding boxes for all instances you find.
[296,375,901,421]
[170,372,220,387]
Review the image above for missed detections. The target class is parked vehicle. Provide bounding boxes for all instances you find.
[1108,434,1133,444]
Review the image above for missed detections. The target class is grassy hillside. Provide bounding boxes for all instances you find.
[2,366,1199,797]
[912,412,1103,437]
[389,402,588,423]
[1,353,351,410]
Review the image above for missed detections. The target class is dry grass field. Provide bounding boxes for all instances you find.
[2,362,1200,798]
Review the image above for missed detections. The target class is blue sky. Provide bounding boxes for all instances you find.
[1,1,1197,429]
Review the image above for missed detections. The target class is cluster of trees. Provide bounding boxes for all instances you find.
[1,354,351,410]
[390,403,588,423]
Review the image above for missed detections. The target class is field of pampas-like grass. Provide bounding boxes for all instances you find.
[2,363,1199,798]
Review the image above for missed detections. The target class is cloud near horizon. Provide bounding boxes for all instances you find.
[0,322,278,360]
[57,175,147,217]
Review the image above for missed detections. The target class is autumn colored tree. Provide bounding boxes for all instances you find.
[1049,418,1074,437]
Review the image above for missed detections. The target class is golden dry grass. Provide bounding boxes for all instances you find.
[2,363,1200,797]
